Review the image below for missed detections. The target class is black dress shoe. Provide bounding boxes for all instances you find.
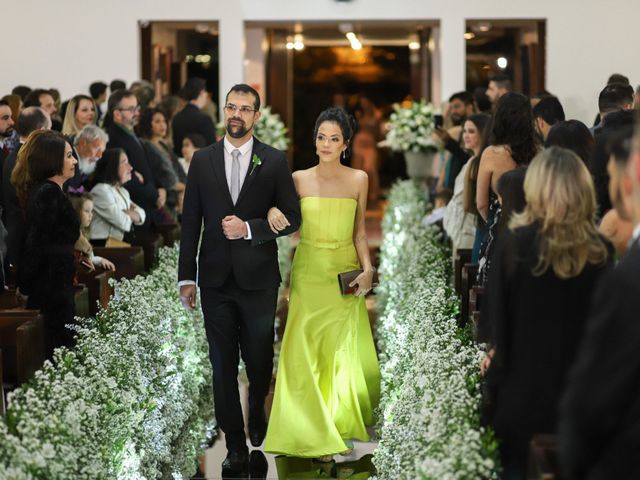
[221,448,249,472]
[248,411,267,447]
[249,450,268,478]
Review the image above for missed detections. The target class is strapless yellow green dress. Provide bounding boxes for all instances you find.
[264,196,380,457]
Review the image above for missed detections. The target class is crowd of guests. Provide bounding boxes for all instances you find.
[434,73,640,479]
[0,78,217,357]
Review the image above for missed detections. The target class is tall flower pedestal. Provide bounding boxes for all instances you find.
[404,150,437,184]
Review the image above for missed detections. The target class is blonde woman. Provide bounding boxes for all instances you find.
[62,94,97,137]
[482,146,612,479]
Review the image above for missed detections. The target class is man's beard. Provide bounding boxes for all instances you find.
[451,115,464,127]
[226,118,251,139]
[79,158,97,175]
[0,127,14,139]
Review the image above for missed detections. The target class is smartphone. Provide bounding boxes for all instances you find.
[434,114,444,128]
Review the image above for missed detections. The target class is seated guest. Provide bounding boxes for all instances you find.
[17,130,80,358]
[558,126,640,480]
[598,126,635,257]
[545,119,594,165]
[172,77,216,155]
[532,96,565,141]
[61,94,97,138]
[482,147,612,479]
[89,148,145,246]
[69,193,115,271]
[65,124,108,193]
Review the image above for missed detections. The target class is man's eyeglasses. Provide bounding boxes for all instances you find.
[224,104,256,115]
[118,106,140,113]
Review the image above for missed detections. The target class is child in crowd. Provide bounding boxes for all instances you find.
[69,193,115,272]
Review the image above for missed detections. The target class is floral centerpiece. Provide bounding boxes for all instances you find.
[217,105,290,151]
[385,100,439,182]
[385,100,438,153]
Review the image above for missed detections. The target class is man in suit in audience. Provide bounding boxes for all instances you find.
[559,120,640,479]
[0,100,15,174]
[172,77,216,155]
[1,107,51,284]
[104,89,161,230]
[23,88,61,131]
[178,84,300,474]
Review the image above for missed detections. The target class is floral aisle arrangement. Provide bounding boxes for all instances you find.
[0,246,215,480]
[385,100,439,153]
[217,105,290,151]
[373,180,498,479]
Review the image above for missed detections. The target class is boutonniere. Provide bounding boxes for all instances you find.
[250,154,262,175]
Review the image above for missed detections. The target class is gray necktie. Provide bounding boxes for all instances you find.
[230,149,241,204]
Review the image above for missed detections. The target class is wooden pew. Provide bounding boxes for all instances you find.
[156,223,181,247]
[460,263,478,327]
[77,269,115,316]
[528,434,561,479]
[454,248,472,295]
[0,310,45,387]
[93,247,144,280]
[132,233,164,272]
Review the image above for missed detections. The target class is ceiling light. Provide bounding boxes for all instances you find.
[286,42,295,50]
[464,32,475,40]
[351,39,362,50]
[497,57,508,69]
[346,32,356,41]
[478,22,491,32]
[408,41,420,50]
[294,41,305,51]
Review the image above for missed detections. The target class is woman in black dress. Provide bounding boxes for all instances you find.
[483,147,612,479]
[16,130,80,358]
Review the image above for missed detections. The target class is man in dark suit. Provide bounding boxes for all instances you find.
[178,84,300,473]
[172,77,216,155]
[104,90,162,229]
[559,123,640,479]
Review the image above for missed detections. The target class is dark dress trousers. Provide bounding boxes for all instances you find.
[20,180,80,358]
[171,104,216,155]
[559,236,640,480]
[485,223,612,478]
[105,123,158,227]
[178,137,301,449]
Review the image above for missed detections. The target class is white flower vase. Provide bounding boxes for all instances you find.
[404,150,436,183]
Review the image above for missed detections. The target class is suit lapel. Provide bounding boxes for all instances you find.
[236,137,265,206]
[208,140,234,207]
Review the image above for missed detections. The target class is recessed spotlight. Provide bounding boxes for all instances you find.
[497,57,508,69]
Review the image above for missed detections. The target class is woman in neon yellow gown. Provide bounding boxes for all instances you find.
[264,108,380,460]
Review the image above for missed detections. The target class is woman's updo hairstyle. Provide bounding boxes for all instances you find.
[313,107,356,158]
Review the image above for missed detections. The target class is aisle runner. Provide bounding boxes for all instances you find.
[372,181,498,479]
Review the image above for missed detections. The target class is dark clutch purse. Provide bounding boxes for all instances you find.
[337,269,379,295]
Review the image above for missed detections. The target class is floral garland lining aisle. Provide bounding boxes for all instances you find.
[372,180,498,479]
[0,246,215,480]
